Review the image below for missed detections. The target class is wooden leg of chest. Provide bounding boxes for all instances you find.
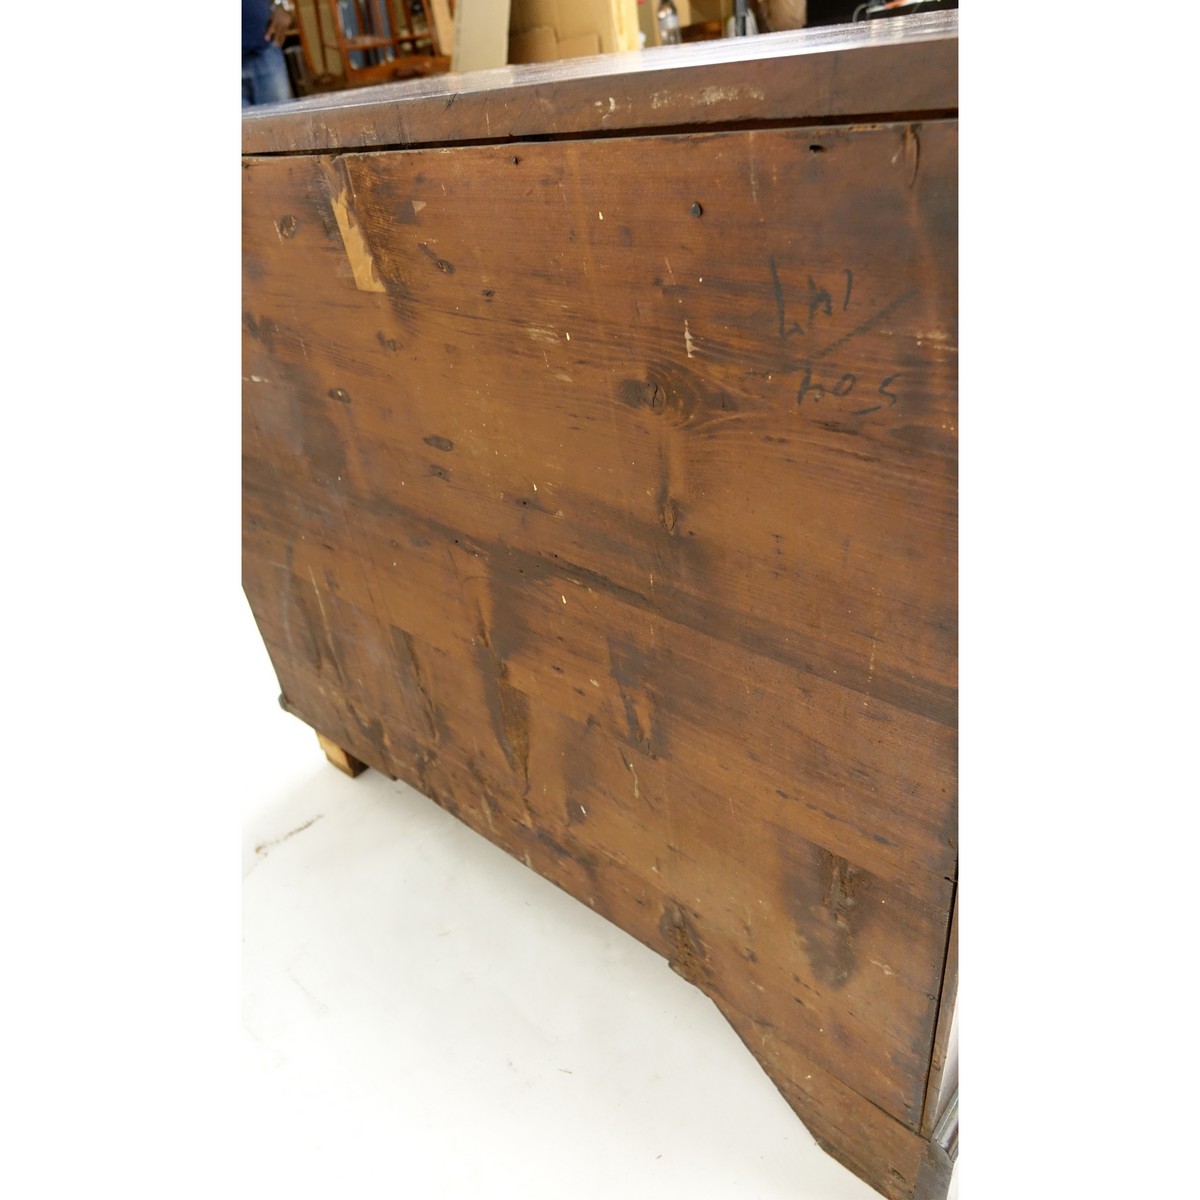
[316,732,367,778]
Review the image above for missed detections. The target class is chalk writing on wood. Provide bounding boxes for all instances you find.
[769,259,915,417]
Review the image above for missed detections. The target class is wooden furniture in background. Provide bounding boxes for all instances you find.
[293,0,452,91]
[681,18,724,41]
[242,13,958,1198]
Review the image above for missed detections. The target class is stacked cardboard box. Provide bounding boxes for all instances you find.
[509,0,640,63]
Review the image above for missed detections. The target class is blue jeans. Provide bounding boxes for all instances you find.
[242,45,293,108]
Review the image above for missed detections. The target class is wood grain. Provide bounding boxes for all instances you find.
[243,32,957,1197]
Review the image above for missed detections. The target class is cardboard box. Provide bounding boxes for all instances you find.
[509,0,639,61]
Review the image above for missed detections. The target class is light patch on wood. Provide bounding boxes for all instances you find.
[701,84,764,105]
[526,326,559,344]
[412,199,427,214]
[904,125,920,188]
[323,165,386,293]
[307,565,337,654]
[684,320,696,358]
[650,84,764,110]
[479,794,497,832]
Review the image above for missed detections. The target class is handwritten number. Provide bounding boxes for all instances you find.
[770,256,804,339]
[796,366,825,405]
[772,262,852,338]
[804,275,833,324]
[850,373,901,416]
[772,264,904,418]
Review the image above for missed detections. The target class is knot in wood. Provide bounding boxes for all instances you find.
[644,380,665,412]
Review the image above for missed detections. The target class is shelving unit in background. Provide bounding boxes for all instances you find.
[290,0,453,93]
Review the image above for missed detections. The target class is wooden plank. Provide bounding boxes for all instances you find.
[242,470,957,899]
[241,12,957,154]
[241,124,957,724]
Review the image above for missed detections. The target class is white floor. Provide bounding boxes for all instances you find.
[241,612,955,1200]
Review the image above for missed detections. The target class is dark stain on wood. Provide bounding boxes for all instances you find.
[659,902,709,985]
[782,837,877,991]
[287,393,346,483]
[242,310,281,352]
[417,242,455,274]
[473,619,532,788]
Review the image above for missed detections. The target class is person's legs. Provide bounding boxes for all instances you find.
[243,45,292,108]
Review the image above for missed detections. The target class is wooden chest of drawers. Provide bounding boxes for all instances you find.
[242,14,958,1197]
